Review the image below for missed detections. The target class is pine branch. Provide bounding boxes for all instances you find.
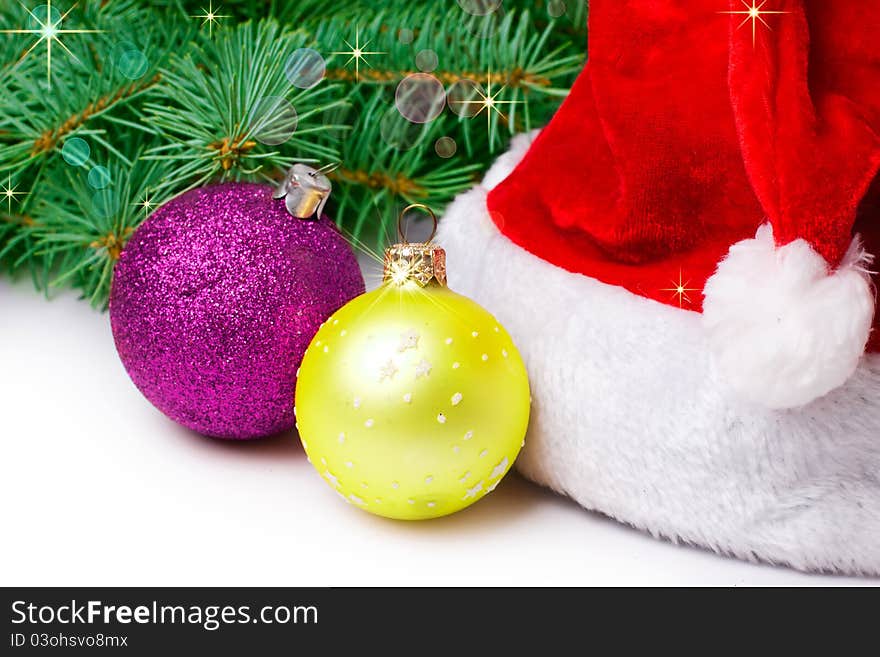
[0,1,185,175]
[3,153,176,306]
[142,20,348,195]
[308,7,583,243]
[0,0,586,306]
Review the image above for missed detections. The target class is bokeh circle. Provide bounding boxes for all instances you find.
[398,28,414,44]
[457,0,503,16]
[248,96,298,145]
[119,49,149,79]
[395,73,446,124]
[285,48,326,89]
[91,191,120,219]
[28,4,62,30]
[415,49,438,73]
[88,165,112,189]
[447,79,485,118]
[434,136,457,158]
[61,138,90,167]
[548,0,567,18]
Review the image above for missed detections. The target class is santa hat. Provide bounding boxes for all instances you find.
[438,0,880,574]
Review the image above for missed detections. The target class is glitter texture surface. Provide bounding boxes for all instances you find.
[109,183,365,439]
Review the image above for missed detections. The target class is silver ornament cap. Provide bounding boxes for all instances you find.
[273,163,334,219]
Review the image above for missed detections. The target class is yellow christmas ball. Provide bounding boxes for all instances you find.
[295,231,530,520]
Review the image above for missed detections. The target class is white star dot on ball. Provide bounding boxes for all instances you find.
[502,349,509,358]
[353,397,362,409]
[451,392,463,406]
[453,445,461,453]
[481,353,489,361]
[340,329,347,336]
[402,392,412,403]
[323,345,329,353]
[392,481,400,489]
[494,326,500,333]
[479,449,488,457]
[445,337,453,345]
[398,328,420,352]
[490,456,509,480]
[464,481,483,500]
[345,461,354,468]
[437,413,447,424]
[415,358,432,378]
[464,430,473,440]
[324,470,339,487]
[365,418,374,427]
[459,471,471,483]
[427,502,436,508]
[379,359,399,382]
[472,331,479,337]
[338,432,345,443]
[452,362,460,369]
[425,475,434,484]
[408,498,415,504]
[349,494,365,505]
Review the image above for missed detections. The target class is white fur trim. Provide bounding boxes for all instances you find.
[436,134,880,575]
[702,225,875,409]
[481,130,539,190]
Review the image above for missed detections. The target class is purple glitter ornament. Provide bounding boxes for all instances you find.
[109,178,364,439]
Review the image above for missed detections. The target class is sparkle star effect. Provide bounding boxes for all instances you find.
[133,190,155,217]
[190,0,229,37]
[331,25,385,82]
[720,1,789,47]
[449,68,523,140]
[1,1,103,89]
[2,175,28,213]
[661,270,700,308]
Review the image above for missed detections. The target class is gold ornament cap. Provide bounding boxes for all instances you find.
[383,204,447,287]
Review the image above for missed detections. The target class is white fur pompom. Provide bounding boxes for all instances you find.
[702,224,875,409]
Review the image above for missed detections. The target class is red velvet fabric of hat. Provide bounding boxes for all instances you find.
[486,0,880,408]
[487,0,880,308]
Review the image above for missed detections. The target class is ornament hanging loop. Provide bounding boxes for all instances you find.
[398,203,438,244]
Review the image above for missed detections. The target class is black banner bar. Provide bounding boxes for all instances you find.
[1,587,871,653]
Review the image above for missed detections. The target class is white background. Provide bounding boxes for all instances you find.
[0,272,873,587]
